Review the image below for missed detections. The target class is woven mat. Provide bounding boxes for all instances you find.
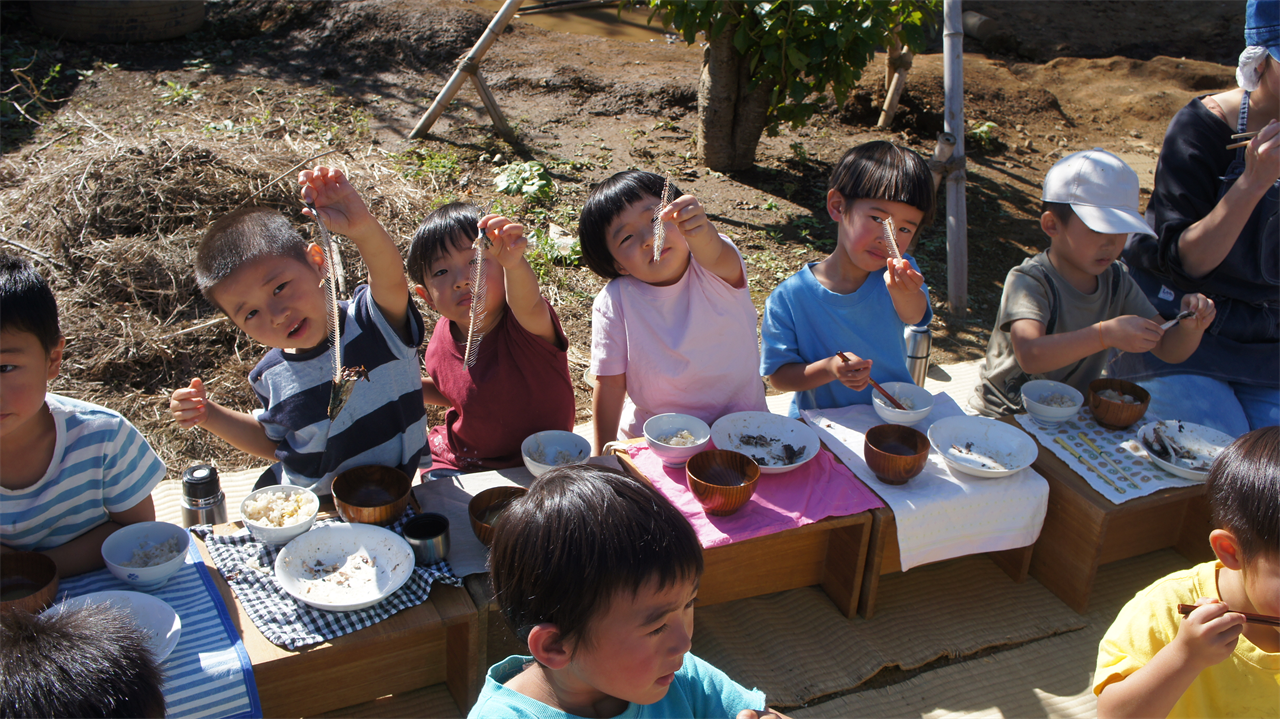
[691,555,1087,708]
[791,550,1195,718]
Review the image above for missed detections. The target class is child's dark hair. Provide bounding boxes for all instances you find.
[1,603,166,719]
[406,202,482,286]
[0,253,61,354]
[578,170,685,280]
[829,141,935,228]
[1042,202,1077,227]
[195,206,309,310]
[489,464,703,649]
[1205,425,1279,562]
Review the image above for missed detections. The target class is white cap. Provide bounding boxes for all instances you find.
[1042,149,1155,236]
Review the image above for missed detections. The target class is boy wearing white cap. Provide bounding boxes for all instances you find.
[972,149,1216,418]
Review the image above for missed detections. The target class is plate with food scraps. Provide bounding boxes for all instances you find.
[275,523,414,612]
[926,415,1037,479]
[710,411,820,474]
[1136,420,1233,481]
[52,591,181,662]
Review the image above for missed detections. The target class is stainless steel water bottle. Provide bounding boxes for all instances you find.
[180,464,228,527]
[905,325,932,387]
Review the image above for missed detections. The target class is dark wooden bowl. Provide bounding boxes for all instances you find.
[1087,378,1150,431]
[331,466,411,526]
[864,424,930,485]
[468,486,528,548]
[1,552,58,614]
[686,450,760,517]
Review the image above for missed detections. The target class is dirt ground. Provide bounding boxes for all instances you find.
[0,0,1244,474]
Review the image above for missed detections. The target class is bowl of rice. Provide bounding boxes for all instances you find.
[240,486,320,546]
[520,430,590,477]
[101,521,190,591]
[643,413,712,467]
[871,382,935,426]
[1021,380,1084,427]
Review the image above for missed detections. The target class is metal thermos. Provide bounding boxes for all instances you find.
[180,464,227,527]
[905,325,932,387]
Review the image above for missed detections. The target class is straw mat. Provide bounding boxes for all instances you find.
[792,549,1195,718]
[692,554,1086,708]
[152,466,264,526]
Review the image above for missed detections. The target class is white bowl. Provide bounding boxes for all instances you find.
[521,430,591,477]
[1021,380,1083,427]
[275,523,414,612]
[927,415,1038,479]
[101,521,190,592]
[871,382,935,425]
[1136,420,1234,481]
[240,486,320,546]
[643,413,712,466]
[52,590,182,662]
[709,411,820,474]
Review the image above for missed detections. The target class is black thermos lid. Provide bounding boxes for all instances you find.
[182,464,221,500]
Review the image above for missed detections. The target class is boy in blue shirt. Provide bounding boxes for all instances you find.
[761,141,935,416]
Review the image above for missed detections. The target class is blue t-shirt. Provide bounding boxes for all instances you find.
[760,259,931,417]
[468,654,766,719]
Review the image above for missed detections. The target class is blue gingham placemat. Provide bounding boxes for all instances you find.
[193,509,461,650]
[58,540,261,719]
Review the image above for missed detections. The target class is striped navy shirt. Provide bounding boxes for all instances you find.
[1,394,167,550]
[250,285,426,494]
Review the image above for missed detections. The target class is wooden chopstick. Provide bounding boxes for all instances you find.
[1231,130,1261,139]
[1054,436,1125,494]
[1177,603,1280,627]
[1076,433,1141,489]
[835,351,908,410]
[1225,140,1252,150]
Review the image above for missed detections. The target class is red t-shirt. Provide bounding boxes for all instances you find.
[422,302,575,471]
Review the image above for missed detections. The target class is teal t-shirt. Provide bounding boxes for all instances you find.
[467,654,766,719]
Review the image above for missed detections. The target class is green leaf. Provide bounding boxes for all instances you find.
[786,46,808,71]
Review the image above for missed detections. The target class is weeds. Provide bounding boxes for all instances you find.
[494,160,552,199]
[159,81,200,105]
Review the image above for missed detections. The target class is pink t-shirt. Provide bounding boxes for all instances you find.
[590,240,767,439]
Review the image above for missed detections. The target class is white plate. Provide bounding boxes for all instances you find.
[52,590,181,662]
[927,415,1038,478]
[275,524,414,612]
[710,411,820,474]
[1136,420,1234,481]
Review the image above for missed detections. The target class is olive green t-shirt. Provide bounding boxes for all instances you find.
[971,252,1157,417]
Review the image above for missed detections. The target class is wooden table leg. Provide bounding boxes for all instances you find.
[988,544,1033,583]
[820,513,872,618]
[858,507,895,619]
[432,584,481,711]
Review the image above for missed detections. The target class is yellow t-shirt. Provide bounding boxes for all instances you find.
[1094,560,1280,718]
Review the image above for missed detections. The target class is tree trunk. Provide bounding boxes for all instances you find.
[697,24,774,172]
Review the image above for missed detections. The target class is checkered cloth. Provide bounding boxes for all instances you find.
[193,509,461,650]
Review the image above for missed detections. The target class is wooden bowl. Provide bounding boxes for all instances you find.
[864,424,930,485]
[468,486,528,548]
[330,466,411,526]
[1087,379,1150,431]
[1,552,58,614]
[685,450,760,517]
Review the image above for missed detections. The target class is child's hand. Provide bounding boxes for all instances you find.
[884,258,925,296]
[1172,598,1245,670]
[737,710,789,719]
[1242,118,1280,190]
[1100,316,1165,353]
[298,166,373,236]
[170,378,208,429]
[827,353,873,391]
[478,214,529,269]
[660,195,717,246]
[1175,293,1216,333]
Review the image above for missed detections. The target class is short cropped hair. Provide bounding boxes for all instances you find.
[195,206,309,310]
[1205,426,1279,563]
[406,202,482,286]
[0,253,61,354]
[829,141,936,228]
[1042,201,1077,227]
[489,464,703,650]
[1,603,166,719]
[578,170,685,280]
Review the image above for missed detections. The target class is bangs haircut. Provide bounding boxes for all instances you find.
[577,170,684,280]
[195,206,308,311]
[407,202,482,286]
[1205,425,1279,563]
[489,464,703,650]
[0,253,61,354]
[829,141,936,227]
[1043,201,1077,226]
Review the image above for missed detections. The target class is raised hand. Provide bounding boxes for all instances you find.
[169,378,208,429]
[298,166,372,236]
[478,214,530,269]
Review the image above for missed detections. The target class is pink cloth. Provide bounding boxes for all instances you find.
[625,444,884,549]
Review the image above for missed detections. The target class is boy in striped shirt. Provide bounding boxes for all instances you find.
[0,254,166,577]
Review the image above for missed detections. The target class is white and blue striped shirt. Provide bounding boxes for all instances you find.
[1,394,167,550]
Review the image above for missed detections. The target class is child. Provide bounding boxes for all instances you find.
[579,171,766,454]
[0,254,165,577]
[971,149,1215,417]
[1,602,167,718]
[760,141,934,417]
[475,463,789,719]
[168,167,427,494]
[407,203,574,472]
[1094,426,1278,719]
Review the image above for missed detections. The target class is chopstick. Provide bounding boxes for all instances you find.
[1077,433,1141,489]
[836,351,909,410]
[1177,603,1280,627]
[1226,130,1262,150]
[1054,436,1126,494]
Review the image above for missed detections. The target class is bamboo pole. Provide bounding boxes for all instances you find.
[943,0,968,317]
[877,46,913,128]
